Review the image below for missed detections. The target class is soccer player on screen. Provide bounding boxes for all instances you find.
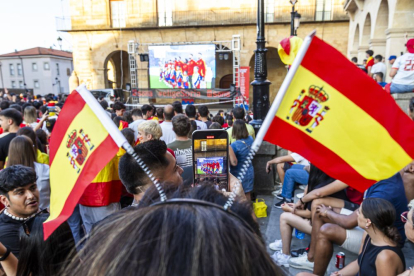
[176,66,183,88]
[183,71,189,89]
[196,53,207,80]
[192,66,202,89]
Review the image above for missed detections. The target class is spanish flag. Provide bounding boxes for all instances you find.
[261,33,414,193]
[44,85,128,239]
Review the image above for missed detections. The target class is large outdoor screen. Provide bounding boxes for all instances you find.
[148,44,216,89]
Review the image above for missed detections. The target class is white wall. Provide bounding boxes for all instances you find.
[0,55,73,95]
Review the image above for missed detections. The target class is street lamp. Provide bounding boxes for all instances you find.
[294,12,301,36]
[290,0,301,36]
[57,37,63,50]
[250,0,271,133]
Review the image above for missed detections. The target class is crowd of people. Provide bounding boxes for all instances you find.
[0,42,413,275]
[351,38,414,93]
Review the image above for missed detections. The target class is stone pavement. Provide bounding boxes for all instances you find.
[256,192,414,276]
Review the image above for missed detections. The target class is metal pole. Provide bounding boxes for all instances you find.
[18,56,27,91]
[250,0,271,134]
[291,4,295,36]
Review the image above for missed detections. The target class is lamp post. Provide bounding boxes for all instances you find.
[57,37,63,50]
[290,0,301,36]
[250,0,271,133]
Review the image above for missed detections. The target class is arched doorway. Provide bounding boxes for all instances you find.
[103,50,130,89]
[248,47,287,106]
[374,0,389,39]
[219,74,233,89]
[361,13,372,47]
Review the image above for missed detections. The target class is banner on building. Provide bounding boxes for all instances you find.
[239,66,250,105]
[131,88,236,100]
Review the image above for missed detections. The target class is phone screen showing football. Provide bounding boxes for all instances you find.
[192,130,229,192]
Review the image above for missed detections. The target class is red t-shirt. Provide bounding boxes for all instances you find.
[346,187,363,205]
[222,123,228,128]
[187,60,197,75]
[365,57,374,70]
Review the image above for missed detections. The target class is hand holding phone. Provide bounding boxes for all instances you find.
[192,130,230,192]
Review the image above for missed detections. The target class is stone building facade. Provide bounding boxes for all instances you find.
[62,0,349,105]
[345,0,414,81]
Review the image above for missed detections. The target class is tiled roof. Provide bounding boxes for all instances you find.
[0,47,72,58]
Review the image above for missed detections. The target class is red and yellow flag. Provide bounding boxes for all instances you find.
[264,36,414,192]
[44,85,127,239]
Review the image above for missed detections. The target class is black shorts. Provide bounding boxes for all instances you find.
[343,200,360,211]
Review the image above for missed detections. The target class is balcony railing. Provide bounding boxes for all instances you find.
[57,5,348,31]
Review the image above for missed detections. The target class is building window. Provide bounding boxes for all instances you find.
[264,0,275,23]
[17,63,22,76]
[34,80,40,89]
[157,0,173,27]
[32,63,38,71]
[315,0,333,21]
[67,68,71,76]
[11,81,16,88]
[19,81,24,88]
[56,63,60,76]
[44,62,50,70]
[111,0,126,28]
[9,64,14,76]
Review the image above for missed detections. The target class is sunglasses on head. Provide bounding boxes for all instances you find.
[23,209,49,237]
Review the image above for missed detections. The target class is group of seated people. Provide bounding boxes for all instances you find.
[266,142,414,275]
[351,39,414,94]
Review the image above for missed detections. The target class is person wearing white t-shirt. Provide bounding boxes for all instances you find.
[390,39,414,93]
[160,105,176,144]
[371,55,387,80]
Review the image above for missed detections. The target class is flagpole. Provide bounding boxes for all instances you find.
[251,30,316,152]
[224,30,316,210]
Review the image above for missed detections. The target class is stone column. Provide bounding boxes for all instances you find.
[357,45,369,65]
[369,39,386,56]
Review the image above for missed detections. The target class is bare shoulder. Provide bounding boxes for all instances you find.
[376,248,402,264]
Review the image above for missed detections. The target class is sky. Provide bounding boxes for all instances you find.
[0,0,72,55]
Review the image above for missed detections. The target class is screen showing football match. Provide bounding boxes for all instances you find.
[148,44,216,89]
[193,138,228,191]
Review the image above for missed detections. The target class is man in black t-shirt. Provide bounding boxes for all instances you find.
[0,166,39,258]
[0,109,22,169]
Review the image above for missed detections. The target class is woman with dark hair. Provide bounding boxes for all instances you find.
[334,198,405,275]
[63,184,283,276]
[230,120,254,200]
[7,136,50,209]
[17,127,49,164]
[300,198,406,276]
[35,129,48,154]
[399,200,414,276]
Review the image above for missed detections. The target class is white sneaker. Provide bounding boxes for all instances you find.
[298,185,307,190]
[272,189,282,196]
[269,239,283,250]
[296,192,304,199]
[288,253,314,271]
[271,251,290,267]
